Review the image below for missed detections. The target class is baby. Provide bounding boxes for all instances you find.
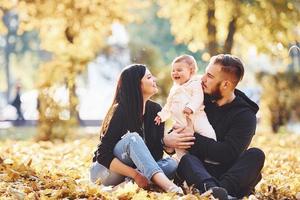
[155,54,216,161]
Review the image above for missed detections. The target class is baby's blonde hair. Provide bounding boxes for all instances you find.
[172,54,198,74]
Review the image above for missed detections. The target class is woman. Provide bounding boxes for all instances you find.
[90,64,183,193]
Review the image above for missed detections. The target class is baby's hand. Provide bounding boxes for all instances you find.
[154,116,161,125]
[183,107,193,116]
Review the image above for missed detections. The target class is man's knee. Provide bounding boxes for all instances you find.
[246,148,265,168]
[179,154,195,167]
[177,154,192,174]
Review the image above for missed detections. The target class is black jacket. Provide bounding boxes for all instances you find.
[93,100,164,169]
[189,89,259,166]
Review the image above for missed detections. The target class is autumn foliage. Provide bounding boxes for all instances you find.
[0,132,299,199]
[157,0,299,57]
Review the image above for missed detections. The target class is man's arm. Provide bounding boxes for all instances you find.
[189,110,257,165]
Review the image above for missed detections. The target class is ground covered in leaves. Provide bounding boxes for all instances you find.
[0,132,299,200]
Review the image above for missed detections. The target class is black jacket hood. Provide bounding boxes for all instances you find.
[234,89,259,114]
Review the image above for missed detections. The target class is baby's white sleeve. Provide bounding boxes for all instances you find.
[157,106,171,122]
[157,87,175,122]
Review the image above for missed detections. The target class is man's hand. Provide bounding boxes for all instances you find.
[183,107,193,116]
[164,126,195,149]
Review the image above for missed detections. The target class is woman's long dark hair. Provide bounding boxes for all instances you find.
[101,64,146,136]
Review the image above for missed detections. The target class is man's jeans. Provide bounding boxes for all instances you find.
[90,132,178,186]
[176,148,265,198]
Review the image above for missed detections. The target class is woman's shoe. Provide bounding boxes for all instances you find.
[167,185,184,194]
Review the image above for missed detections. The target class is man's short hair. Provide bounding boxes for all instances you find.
[210,54,244,85]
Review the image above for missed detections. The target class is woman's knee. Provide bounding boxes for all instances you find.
[114,132,146,164]
[122,132,143,143]
[115,132,144,151]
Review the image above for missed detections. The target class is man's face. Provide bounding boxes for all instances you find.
[201,63,224,100]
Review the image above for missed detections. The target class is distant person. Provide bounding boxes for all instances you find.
[11,83,24,121]
[90,64,183,194]
[154,55,216,161]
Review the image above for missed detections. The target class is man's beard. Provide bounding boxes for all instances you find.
[209,82,223,101]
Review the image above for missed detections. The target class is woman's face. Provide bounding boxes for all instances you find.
[141,68,158,98]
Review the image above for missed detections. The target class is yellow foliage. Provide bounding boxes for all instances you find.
[0,0,147,140]
[157,0,300,57]
[0,132,299,199]
[257,72,300,133]
[251,133,300,199]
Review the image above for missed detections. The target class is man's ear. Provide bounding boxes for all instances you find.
[222,80,232,89]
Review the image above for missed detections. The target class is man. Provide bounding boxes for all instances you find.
[163,54,265,199]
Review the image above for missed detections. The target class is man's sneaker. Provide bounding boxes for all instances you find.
[210,186,229,200]
[228,194,238,200]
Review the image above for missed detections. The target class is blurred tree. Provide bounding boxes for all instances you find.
[0,18,42,97]
[127,3,202,65]
[257,72,300,133]
[129,41,172,102]
[0,3,18,101]
[127,2,206,105]
[1,0,144,140]
[157,0,300,59]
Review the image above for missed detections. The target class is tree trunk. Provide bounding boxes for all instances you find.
[206,0,218,56]
[224,17,237,54]
[3,11,13,102]
[68,69,79,125]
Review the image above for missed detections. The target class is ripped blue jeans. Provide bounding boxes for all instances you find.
[90,132,178,186]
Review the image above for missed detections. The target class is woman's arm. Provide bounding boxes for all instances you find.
[96,106,127,169]
[110,158,148,188]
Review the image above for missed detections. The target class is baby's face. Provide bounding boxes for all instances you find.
[171,62,194,85]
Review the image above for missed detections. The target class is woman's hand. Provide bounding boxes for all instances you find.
[133,170,149,188]
[110,159,148,188]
